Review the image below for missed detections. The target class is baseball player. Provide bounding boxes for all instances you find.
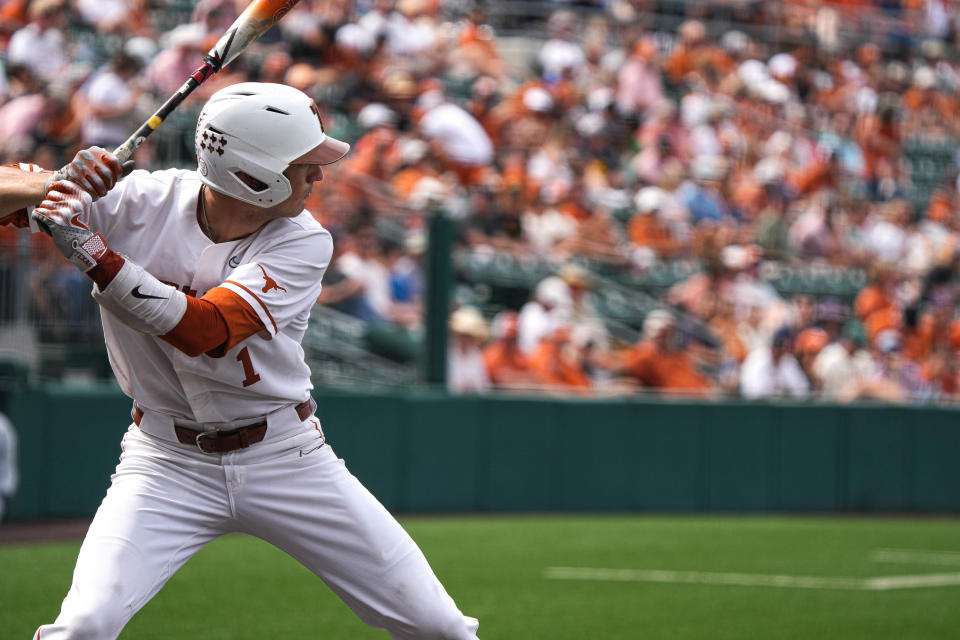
[1,82,479,639]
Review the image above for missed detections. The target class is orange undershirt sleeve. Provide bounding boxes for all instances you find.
[159,286,266,357]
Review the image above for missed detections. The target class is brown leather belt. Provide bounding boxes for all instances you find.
[133,399,315,454]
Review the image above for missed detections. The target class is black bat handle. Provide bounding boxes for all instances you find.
[112,58,220,164]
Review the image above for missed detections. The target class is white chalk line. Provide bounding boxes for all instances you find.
[871,548,960,567]
[544,567,960,591]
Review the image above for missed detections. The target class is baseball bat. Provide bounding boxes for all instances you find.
[112,0,302,164]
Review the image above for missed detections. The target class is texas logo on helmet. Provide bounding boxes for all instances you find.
[258,264,286,294]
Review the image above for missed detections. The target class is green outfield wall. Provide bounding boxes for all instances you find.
[5,384,960,520]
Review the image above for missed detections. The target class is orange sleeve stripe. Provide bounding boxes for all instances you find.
[224,279,278,333]
[159,296,228,357]
[159,287,264,357]
[203,286,265,353]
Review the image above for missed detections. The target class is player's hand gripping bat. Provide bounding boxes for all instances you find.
[112,0,303,165]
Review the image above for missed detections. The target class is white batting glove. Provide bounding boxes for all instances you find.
[32,180,109,272]
[44,147,124,200]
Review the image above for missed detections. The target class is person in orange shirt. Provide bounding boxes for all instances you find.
[528,324,592,391]
[616,309,713,396]
[552,180,627,265]
[854,102,900,192]
[333,101,403,212]
[903,289,954,361]
[794,326,830,391]
[854,261,898,321]
[448,4,506,81]
[0,0,29,46]
[391,142,441,200]
[946,310,960,354]
[482,311,540,390]
[627,186,678,259]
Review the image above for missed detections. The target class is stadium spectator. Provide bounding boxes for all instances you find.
[145,24,210,97]
[447,305,491,394]
[528,324,592,391]
[628,186,681,265]
[614,309,713,396]
[556,262,610,348]
[866,328,923,402]
[538,10,585,82]
[551,180,627,265]
[816,297,848,340]
[794,326,831,392]
[0,65,48,159]
[75,0,151,36]
[78,50,144,150]
[616,37,664,117]
[415,82,494,186]
[447,5,507,81]
[6,0,68,84]
[316,230,381,323]
[331,224,413,327]
[518,275,572,354]
[382,236,423,329]
[191,0,240,34]
[522,183,578,258]
[739,328,811,399]
[483,311,539,390]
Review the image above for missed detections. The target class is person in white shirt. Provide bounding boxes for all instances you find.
[740,327,811,399]
[538,10,585,81]
[1,82,479,640]
[447,306,491,394]
[6,0,68,84]
[416,87,494,181]
[334,224,406,324]
[75,0,135,33]
[517,276,573,354]
[80,51,144,149]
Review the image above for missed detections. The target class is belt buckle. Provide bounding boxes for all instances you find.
[195,429,221,454]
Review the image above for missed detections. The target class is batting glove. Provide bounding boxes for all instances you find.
[44,147,124,201]
[32,181,109,272]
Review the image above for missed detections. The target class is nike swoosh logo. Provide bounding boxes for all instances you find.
[131,285,166,300]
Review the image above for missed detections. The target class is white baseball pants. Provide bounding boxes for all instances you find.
[32,421,479,639]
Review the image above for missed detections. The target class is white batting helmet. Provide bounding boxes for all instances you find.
[195,82,350,207]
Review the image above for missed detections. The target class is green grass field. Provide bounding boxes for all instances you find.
[3,515,960,639]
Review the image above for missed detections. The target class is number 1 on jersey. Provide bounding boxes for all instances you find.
[237,347,261,387]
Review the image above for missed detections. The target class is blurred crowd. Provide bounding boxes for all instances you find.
[4,0,960,402]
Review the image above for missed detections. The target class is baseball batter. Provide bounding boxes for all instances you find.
[0,83,479,639]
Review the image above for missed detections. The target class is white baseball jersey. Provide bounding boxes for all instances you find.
[88,168,329,422]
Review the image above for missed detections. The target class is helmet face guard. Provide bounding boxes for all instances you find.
[195,82,350,207]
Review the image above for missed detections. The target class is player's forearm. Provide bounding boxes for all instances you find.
[0,166,49,216]
[89,253,263,357]
[159,287,264,357]
[159,296,231,357]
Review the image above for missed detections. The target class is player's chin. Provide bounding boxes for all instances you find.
[276,195,309,217]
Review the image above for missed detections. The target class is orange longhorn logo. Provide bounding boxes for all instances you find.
[258,264,287,294]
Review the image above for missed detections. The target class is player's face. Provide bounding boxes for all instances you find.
[279,163,324,216]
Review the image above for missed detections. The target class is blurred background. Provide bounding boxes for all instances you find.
[4,0,960,404]
[3,0,960,523]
